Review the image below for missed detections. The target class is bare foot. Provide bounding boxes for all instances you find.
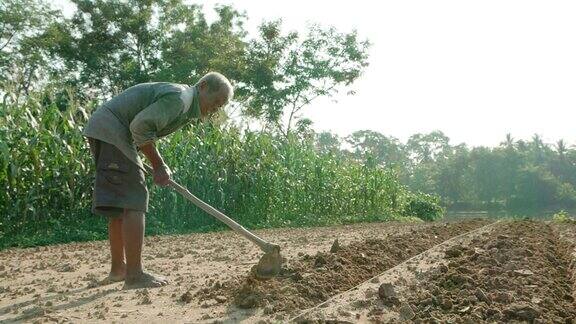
[99,272,125,285]
[123,271,169,289]
[99,264,126,285]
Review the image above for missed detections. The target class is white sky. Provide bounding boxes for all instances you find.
[52,0,576,147]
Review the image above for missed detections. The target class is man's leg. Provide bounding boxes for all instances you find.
[108,216,126,281]
[123,209,168,288]
[89,138,126,283]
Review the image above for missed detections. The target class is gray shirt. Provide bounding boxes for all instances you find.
[83,82,201,168]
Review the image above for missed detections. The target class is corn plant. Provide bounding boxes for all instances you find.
[0,88,439,248]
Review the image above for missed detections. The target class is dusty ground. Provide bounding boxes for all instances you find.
[1,219,572,323]
[0,220,439,323]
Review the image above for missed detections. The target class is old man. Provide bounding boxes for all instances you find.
[83,72,233,288]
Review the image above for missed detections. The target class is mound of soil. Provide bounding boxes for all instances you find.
[195,219,490,315]
[553,222,576,302]
[393,220,576,323]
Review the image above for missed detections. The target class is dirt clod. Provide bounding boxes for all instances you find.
[513,269,534,276]
[330,239,340,253]
[504,303,540,321]
[398,303,415,320]
[445,246,463,258]
[378,282,398,305]
[180,291,193,303]
[474,288,490,303]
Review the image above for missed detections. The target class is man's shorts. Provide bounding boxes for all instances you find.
[88,138,148,217]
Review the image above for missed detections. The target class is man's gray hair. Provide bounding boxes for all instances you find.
[197,72,234,102]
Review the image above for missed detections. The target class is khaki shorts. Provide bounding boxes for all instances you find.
[88,138,148,217]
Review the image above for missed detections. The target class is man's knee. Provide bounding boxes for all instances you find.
[123,209,145,220]
[108,216,123,226]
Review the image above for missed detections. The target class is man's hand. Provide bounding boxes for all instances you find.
[153,164,172,186]
[139,142,171,186]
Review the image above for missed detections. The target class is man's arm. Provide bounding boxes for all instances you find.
[129,95,183,186]
[139,142,171,186]
[129,95,182,148]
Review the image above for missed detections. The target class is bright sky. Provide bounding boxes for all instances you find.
[52,0,576,147]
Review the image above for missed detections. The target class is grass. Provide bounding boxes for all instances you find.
[552,210,576,224]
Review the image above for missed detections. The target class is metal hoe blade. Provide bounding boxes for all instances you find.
[253,244,282,279]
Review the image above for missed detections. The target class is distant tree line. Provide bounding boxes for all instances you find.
[316,130,576,214]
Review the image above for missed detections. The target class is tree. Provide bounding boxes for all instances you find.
[155,5,249,89]
[500,133,514,148]
[44,0,249,97]
[508,165,568,211]
[549,139,576,185]
[556,140,567,158]
[241,21,370,136]
[434,144,472,204]
[315,131,341,155]
[41,1,370,132]
[0,0,62,98]
[406,131,451,165]
[528,133,551,165]
[468,147,503,203]
[345,130,407,169]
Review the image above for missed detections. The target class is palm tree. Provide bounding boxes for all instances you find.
[500,133,514,148]
[531,134,543,149]
[556,139,567,159]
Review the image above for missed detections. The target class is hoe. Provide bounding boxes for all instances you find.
[144,165,282,279]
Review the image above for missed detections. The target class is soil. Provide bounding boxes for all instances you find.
[399,220,576,323]
[195,219,490,320]
[2,219,573,323]
[0,220,438,323]
[296,220,576,323]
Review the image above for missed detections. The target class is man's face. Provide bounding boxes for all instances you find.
[199,87,227,118]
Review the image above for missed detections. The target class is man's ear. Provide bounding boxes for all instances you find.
[198,80,208,92]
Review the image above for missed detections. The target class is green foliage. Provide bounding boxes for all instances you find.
[346,130,406,169]
[34,0,369,136]
[336,129,576,214]
[0,90,422,249]
[2,0,370,136]
[241,21,370,134]
[396,216,424,223]
[44,0,238,94]
[156,122,405,229]
[552,210,575,224]
[406,131,451,165]
[0,85,93,224]
[400,192,444,222]
[0,0,61,95]
[0,0,385,249]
